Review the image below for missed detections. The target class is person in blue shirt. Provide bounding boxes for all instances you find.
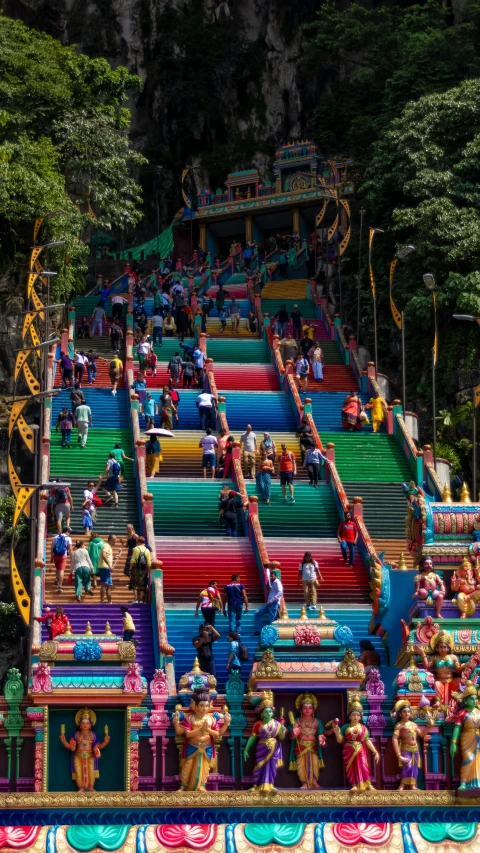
[222,573,249,631]
[141,392,158,430]
[227,631,242,672]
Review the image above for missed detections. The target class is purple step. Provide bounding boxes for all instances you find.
[41,603,156,682]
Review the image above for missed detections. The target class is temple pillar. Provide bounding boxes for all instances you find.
[199,223,206,252]
[292,207,300,234]
[245,215,253,243]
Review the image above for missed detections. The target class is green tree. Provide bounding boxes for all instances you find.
[0,15,145,297]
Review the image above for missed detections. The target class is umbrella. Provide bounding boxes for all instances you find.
[145,428,175,437]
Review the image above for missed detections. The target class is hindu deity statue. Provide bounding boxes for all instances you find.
[451,557,480,618]
[333,697,379,792]
[391,699,433,791]
[417,630,464,710]
[244,691,286,793]
[403,481,429,560]
[59,707,110,792]
[412,555,445,618]
[172,688,230,792]
[451,681,480,791]
[288,692,326,789]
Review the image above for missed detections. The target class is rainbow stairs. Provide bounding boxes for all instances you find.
[44,329,155,680]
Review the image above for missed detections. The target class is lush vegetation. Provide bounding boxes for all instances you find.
[0,15,145,298]
[303,1,480,473]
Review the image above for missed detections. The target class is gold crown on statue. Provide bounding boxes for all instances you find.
[391,699,412,719]
[258,690,275,712]
[75,707,97,726]
[453,681,478,703]
[347,694,363,715]
[295,692,318,711]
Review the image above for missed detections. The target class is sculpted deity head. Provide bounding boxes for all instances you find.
[190,688,211,716]
[419,555,433,574]
[295,692,318,718]
[453,682,479,711]
[75,707,96,731]
[257,690,275,722]
[347,697,363,724]
[429,630,453,658]
[393,699,412,723]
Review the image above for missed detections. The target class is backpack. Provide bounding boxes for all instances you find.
[53,533,68,556]
[238,642,249,662]
[111,460,121,477]
[56,488,68,503]
[137,548,148,571]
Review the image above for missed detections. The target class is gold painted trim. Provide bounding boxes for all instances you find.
[0,789,479,807]
[43,705,48,793]
[126,706,131,791]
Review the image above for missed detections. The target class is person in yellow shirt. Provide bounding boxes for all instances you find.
[98,533,116,602]
[121,606,135,642]
[366,396,387,433]
[302,322,315,340]
[109,353,123,396]
[130,536,152,603]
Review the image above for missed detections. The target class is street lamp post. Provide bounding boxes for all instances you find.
[390,245,416,417]
[452,314,480,498]
[369,227,385,371]
[424,273,438,468]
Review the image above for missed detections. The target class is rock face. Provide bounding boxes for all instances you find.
[0,0,320,227]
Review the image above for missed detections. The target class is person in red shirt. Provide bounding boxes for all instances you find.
[35,606,70,639]
[337,510,358,566]
[279,443,296,504]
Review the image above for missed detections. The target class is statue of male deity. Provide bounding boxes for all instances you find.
[412,555,445,617]
[288,692,326,789]
[59,707,110,792]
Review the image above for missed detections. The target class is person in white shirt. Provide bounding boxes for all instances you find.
[199,429,218,479]
[111,294,129,322]
[240,424,257,479]
[254,569,284,632]
[298,551,324,611]
[137,336,151,370]
[74,351,88,386]
[196,391,216,430]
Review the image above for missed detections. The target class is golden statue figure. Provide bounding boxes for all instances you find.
[59,707,110,792]
[391,699,433,790]
[172,688,230,791]
[288,692,326,789]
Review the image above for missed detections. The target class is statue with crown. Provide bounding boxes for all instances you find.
[59,707,110,792]
[288,692,326,789]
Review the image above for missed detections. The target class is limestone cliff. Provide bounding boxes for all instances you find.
[1,0,321,231]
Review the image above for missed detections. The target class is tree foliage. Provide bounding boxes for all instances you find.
[0,15,145,297]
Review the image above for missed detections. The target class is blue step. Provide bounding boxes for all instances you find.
[138,389,216,430]
[224,392,297,432]
[51,387,130,429]
[300,392,371,432]
[166,608,258,688]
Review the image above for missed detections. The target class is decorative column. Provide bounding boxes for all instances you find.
[244,215,253,244]
[4,668,24,791]
[26,707,45,792]
[149,669,170,786]
[225,669,247,786]
[199,223,206,251]
[292,208,300,235]
[127,707,149,791]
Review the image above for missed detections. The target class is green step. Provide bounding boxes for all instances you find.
[50,429,134,479]
[150,338,196,362]
[246,482,339,537]
[321,433,412,481]
[342,481,407,538]
[313,342,344,365]
[207,339,270,363]
[53,476,140,534]
[151,480,245,537]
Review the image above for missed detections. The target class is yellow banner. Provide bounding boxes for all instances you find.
[389,259,402,329]
[23,361,41,395]
[433,292,438,367]
[22,311,37,341]
[16,416,35,453]
[14,349,30,382]
[474,384,480,408]
[30,288,45,320]
[33,218,44,243]
[13,487,35,526]
[8,399,27,437]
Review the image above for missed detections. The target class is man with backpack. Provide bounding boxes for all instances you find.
[51,526,72,593]
[53,486,74,534]
[129,536,151,603]
[109,352,123,396]
[100,453,122,508]
[219,489,245,538]
[88,531,105,589]
[167,352,183,389]
[227,631,249,673]
[181,357,195,388]
[222,573,249,632]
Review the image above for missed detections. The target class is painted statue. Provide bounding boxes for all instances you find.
[451,681,480,791]
[412,555,445,618]
[417,630,464,710]
[403,481,430,560]
[59,707,110,792]
[244,691,286,793]
[172,688,230,792]
[288,692,326,789]
[333,697,379,792]
[451,557,480,618]
[391,699,433,790]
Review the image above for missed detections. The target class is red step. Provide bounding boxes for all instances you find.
[54,361,125,388]
[264,537,370,605]
[157,537,264,602]
[303,365,357,392]
[213,364,280,391]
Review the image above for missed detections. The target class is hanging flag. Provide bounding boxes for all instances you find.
[369,228,376,298]
[474,383,480,408]
[432,291,438,367]
[389,259,402,329]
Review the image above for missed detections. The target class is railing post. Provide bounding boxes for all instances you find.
[199,332,207,356]
[352,495,363,520]
[367,361,376,382]
[361,369,369,394]
[386,405,394,435]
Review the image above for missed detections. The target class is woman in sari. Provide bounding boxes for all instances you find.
[256,458,275,505]
[244,691,286,793]
[334,698,379,792]
[172,688,230,791]
[160,386,176,430]
[260,433,276,464]
[450,682,480,790]
[341,391,362,431]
